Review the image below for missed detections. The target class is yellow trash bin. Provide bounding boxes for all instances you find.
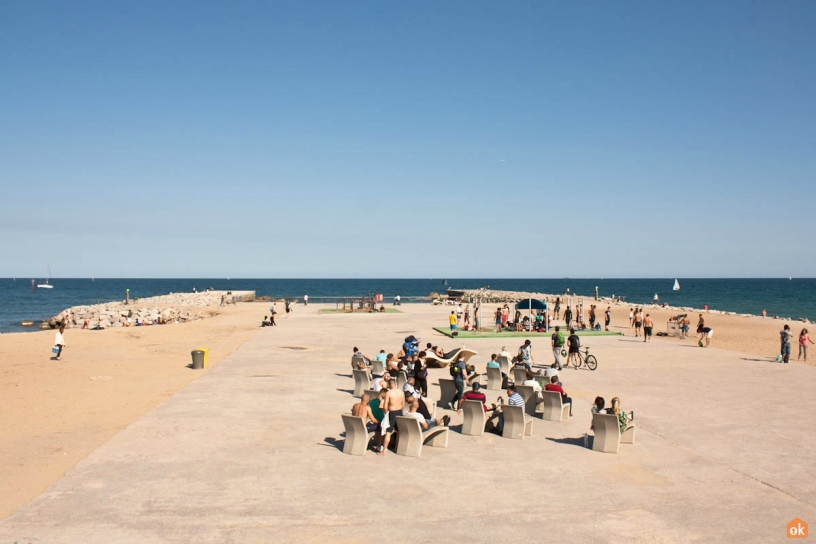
[195,347,209,368]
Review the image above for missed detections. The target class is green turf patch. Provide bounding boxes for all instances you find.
[320,308,402,314]
[432,327,622,339]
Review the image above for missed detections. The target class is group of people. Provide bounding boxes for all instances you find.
[350,336,626,453]
[780,325,812,364]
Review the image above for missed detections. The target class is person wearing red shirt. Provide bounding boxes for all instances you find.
[544,375,573,417]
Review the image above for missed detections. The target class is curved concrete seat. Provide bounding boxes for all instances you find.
[486,366,503,391]
[438,378,457,408]
[461,400,486,436]
[341,414,375,456]
[511,367,528,385]
[396,370,408,389]
[592,413,635,453]
[370,359,385,376]
[425,348,478,368]
[351,355,367,370]
[541,391,570,421]
[502,404,533,439]
[395,416,450,457]
[352,369,371,397]
[497,355,511,375]
[514,384,538,416]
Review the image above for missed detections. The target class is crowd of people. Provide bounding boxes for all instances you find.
[349,335,629,454]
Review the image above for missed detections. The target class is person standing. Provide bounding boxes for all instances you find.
[564,306,573,328]
[303,294,308,306]
[643,314,654,343]
[455,303,463,326]
[604,306,611,331]
[634,309,643,337]
[554,297,561,320]
[595,286,599,300]
[629,307,634,327]
[53,324,67,360]
[799,329,811,362]
[464,304,470,327]
[761,308,767,318]
[551,325,564,370]
[449,355,468,410]
[494,307,502,333]
[780,324,793,364]
[449,311,457,332]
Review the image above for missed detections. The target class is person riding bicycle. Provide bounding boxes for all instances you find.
[565,328,581,368]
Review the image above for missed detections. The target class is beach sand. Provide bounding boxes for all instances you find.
[0,302,264,518]
[0,298,811,525]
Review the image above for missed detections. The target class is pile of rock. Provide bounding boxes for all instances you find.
[41,290,255,330]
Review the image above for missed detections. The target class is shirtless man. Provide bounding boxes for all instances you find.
[643,314,654,343]
[426,343,445,358]
[372,372,391,392]
[379,379,406,455]
[351,394,380,433]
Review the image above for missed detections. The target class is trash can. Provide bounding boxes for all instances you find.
[191,349,205,370]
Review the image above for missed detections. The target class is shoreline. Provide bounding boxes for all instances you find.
[451,288,814,325]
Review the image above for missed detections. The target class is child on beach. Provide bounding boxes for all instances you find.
[780,325,793,364]
[799,329,812,362]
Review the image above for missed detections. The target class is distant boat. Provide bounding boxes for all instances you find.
[673,279,680,291]
[442,279,448,286]
[37,264,54,289]
[789,276,792,280]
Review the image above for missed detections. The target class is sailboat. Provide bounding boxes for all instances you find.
[37,265,54,289]
[672,279,680,291]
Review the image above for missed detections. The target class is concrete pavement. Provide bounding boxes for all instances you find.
[1,304,814,543]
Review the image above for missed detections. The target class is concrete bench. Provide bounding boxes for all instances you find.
[370,358,385,376]
[341,414,375,456]
[497,355,511,376]
[514,384,538,416]
[352,369,371,397]
[438,378,457,408]
[396,370,408,389]
[502,404,533,439]
[511,367,528,385]
[351,355,367,370]
[486,366,503,391]
[395,416,450,457]
[461,400,486,436]
[591,413,636,454]
[540,391,570,422]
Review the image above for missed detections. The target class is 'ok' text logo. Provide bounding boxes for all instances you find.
[788,518,808,539]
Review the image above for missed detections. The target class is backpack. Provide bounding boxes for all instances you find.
[554,332,565,347]
[449,362,463,377]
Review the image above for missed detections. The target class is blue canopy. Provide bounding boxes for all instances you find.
[515,299,548,311]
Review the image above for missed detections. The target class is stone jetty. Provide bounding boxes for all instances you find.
[42,290,255,330]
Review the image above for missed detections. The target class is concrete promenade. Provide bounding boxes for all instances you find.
[1,304,814,543]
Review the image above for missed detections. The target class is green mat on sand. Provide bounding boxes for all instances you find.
[320,308,402,314]
[432,327,622,339]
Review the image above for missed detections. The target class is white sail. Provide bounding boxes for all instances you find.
[37,264,54,289]
[673,279,680,291]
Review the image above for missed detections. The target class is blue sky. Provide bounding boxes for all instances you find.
[1,1,814,278]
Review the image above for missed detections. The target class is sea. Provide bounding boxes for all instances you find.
[0,278,813,333]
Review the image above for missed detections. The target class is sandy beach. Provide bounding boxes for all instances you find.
[1,297,814,542]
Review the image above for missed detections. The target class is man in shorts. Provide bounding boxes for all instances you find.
[566,328,580,367]
[518,339,533,369]
[379,379,405,455]
[643,314,654,343]
[351,394,380,433]
[449,311,457,332]
[604,307,611,331]
[698,327,713,347]
[780,324,793,364]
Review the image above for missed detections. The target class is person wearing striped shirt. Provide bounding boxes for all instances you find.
[495,385,525,434]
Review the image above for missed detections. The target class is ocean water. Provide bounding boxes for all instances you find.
[0,278,813,333]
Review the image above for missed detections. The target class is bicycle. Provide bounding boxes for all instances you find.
[569,346,598,371]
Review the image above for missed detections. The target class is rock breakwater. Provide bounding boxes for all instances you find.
[41,290,255,330]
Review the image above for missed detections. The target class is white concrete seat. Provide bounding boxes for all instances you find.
[341,414,375,456]
[497,355,511,375]
[461,400,486,436]
[502,404,533,439]
[591,413,636,453]
[511,367,528,385]
[395,416,450,457]
[438,378,457,408]
[351,355,367,370]
[396,370,408,389]
[540,391,570,422]
[486,366,503,391]
[370,359,384,376]
[514,384,538,416]
[352,369,371,397]
[425,348,478,368]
